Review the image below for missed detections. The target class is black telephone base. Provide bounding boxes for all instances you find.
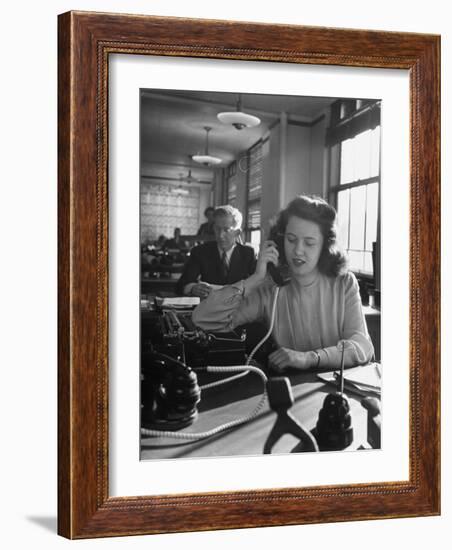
[141,410,198,432]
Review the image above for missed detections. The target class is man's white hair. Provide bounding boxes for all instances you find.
[213,205,243,230]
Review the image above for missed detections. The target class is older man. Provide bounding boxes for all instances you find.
[177,205,256,298]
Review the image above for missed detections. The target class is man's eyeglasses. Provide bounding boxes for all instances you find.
[214,226,237,235]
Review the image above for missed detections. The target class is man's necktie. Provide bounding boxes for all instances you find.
[221,251,229,280]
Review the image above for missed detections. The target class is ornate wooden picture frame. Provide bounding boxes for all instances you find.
[58,11,440,538]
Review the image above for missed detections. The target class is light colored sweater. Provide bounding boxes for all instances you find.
[192,271,374,368]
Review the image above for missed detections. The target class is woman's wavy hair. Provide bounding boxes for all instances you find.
[269,194,348,278]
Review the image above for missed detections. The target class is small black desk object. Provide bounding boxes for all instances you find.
[264,377,319,453]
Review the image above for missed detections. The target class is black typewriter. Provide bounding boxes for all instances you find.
[144,307,247,369]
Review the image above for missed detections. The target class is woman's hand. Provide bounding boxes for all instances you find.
[190,282,213,299]
[268,348,314,373]
[255,240,279,280]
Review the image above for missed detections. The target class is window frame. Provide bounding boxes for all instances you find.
[328,101,381,282]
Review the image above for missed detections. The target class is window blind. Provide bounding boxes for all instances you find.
[247,141,263,229]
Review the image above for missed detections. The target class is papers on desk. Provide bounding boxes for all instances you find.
[161,297,200,309]
[317,363,381,398]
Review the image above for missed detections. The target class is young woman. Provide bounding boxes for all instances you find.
[192,195,374,372]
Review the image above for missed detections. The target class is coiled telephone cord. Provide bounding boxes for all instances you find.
[199,285,280,391]
[140,365,268,440]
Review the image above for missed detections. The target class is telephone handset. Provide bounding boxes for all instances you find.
[267,262,291,287]
[267,231,291,286]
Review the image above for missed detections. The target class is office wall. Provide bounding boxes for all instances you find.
[285,122,312,202]
[310,115,329,197]
[260,118,328,232]
[261,124,281,233]
[285,115,329,201]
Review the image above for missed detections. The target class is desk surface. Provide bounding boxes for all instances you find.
[142,277,179,284]
[141,369,375,460]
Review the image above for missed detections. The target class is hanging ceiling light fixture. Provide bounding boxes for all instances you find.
[171,185,190,196]
[179,156,200,184]
[217,94,261,130]
[192,126,222,166]
[179,168,199,184]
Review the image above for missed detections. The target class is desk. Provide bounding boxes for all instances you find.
[141,369,375,460]
[363,306,381,361]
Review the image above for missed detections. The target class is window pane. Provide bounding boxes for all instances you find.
[337,189,350,250]
[355,129,371,181]
[227,161,237,204]
[141,182,200,240]
[340,128,380,185]
[247,200,261,229]
[340,138,354,185]
[249,229,261,254]
[370,126,381,178]
[248,142,263,201]
[348,250,364,272]
[349,185,366,250]
[365,182,379,251]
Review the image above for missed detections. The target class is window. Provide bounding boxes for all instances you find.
[226,161,237,206]
[328,101,381,277]
[246,140,264,250]
[249,228,261,254]
[140,181,200,242]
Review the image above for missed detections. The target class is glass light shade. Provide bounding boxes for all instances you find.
[192,126,222,165]
[191,154,222,166]
[217,111,261,130]
[171,186,190,195]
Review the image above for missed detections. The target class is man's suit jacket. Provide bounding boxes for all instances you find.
[176,241,257,294]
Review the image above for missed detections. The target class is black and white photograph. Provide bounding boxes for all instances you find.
[139,89,382,459]
[2,0,446,546]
